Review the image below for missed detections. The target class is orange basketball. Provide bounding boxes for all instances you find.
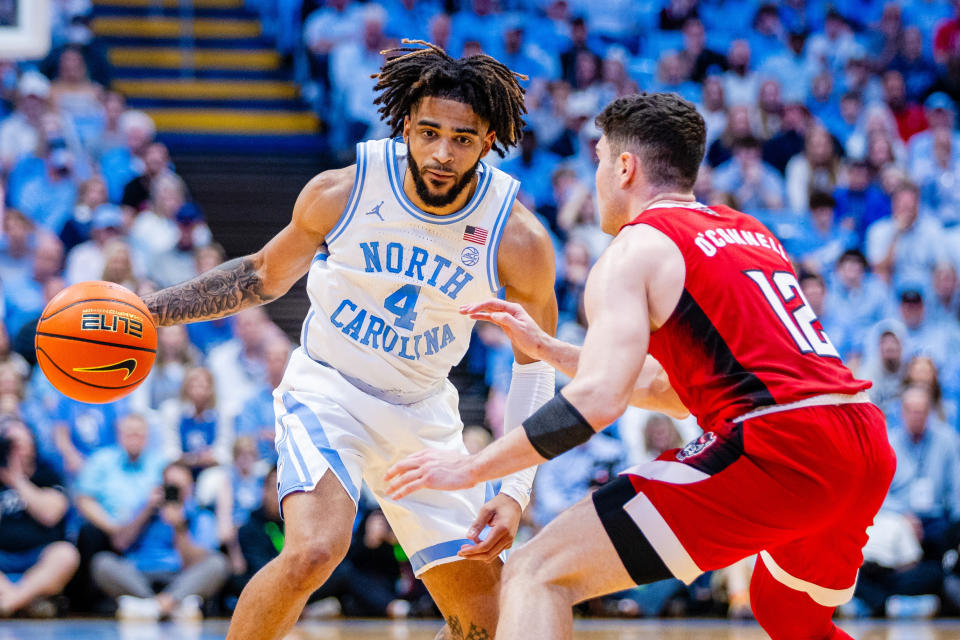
[35,281,157,404]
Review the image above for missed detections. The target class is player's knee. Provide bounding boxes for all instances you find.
[502,544,574,603]
[281,538,348,591]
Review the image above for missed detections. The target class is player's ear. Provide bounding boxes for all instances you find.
[402,115,411,144]
[480,129,497,158]
[619,152,637,188]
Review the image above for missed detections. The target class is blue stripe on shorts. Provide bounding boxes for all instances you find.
[281,392,361,503]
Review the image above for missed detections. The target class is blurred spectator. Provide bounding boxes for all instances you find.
[785,125,840,214]
[3,234,64,338]
[698,76,727,148]
[869,2,905,72]
[827,250,892,353]
[99,239,139,290]
[831,92,864,148]
[216,437,265,576]
[90,461,229,621]
[0,72,50,174]
[866,182,946,287]
[500,129,561,212]
[798,272,851,361]
[806,8,859,74]
[934,1,960,64]
[304,0,364,96]
[8,120,80,232]
[328,5,392,144]
[52,390,129,478]
[834,160,892,243]
[914,128,960,227]
[885,386,960,556]
[0,417,78,617]
[160,367,232,477]
[753,79,783,141]
[121,142,172,214]
[763,102,810,174]
[749,3,786,61]
[0,209,36,285]
[908,93,960,179]
[894,287,960,373]
[862,321,908,409]
[789,192,857,274]
[49,46,104,154]
[379,0,438,44]
[64,203,126,285]
[807,70,837,128]
[73,414,165,607]
[149,203,213,288]
[10,276,66,369]
[560,17,601,87]
[493,19,556,82]
[722,40,759,107]
[847,509,933,618]
[207,307,278,424]
[659,0,698,31]
[59,176,108,252]
[929,262,960,325]
[848,104,906,167]
[98,110,156,204]
[130,172,187,268]
[234,336,291,464]
[642,414,685,459]
[0,323,28,381]
[712,135,785,212]
[706,104,754,168]
[650,51,701,104]
[884,70,928,143]
[92,91,128,158]
[679,17,727,84]
[902,356,957,430]
[760,29,813,103]
[890,27,938,103]
[132,325,199,414]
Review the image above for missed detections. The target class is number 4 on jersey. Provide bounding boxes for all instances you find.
[384,284,421,330]
[744,270,840,359]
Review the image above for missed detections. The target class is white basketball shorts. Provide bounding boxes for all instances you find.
[273,347,494,577]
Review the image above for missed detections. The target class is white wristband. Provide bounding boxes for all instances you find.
[499,360,556,510]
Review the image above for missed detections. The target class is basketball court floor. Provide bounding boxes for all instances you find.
[0,619,959,640]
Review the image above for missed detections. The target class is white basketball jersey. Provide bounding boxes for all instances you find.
[300,138,520,404]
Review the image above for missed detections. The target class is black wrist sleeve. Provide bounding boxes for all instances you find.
[521,393,594,460]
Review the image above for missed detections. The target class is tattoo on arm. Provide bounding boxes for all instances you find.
[143,257,275,326]
[444,617,490,640]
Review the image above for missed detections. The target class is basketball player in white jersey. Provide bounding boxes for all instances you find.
[142,41,558,640]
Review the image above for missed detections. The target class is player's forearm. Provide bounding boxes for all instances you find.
[143,256,276,326]
[534,335,582,378]
[468,427,546,485]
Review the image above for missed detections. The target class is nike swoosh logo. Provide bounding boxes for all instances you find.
[73,359,138,381]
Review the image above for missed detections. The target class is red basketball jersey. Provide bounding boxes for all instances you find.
[624,201,870,428]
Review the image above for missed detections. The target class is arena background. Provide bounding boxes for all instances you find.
[1,0,960,637]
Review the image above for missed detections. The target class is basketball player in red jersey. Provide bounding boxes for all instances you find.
[385,92,896,640]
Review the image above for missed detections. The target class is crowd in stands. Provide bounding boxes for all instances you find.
[0,0,959,623]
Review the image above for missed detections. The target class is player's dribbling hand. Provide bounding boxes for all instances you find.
[460,299,548,360]
[458,493,522,563]
[384,449,477,499]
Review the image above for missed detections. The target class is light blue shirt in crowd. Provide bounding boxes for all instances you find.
[885,424,960,522]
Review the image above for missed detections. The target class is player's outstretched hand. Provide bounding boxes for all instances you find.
[460,299,548,360]
[458,493,522,563]
[385,449,476,499]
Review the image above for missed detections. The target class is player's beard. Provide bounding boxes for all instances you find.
[407,149,478,209]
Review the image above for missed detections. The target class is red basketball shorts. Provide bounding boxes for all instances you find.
[593,396,896,606]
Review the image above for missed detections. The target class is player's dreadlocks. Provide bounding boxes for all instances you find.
[373,40,527,157]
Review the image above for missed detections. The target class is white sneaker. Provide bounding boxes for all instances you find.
[117,595,161,621]
[172,594,203,623]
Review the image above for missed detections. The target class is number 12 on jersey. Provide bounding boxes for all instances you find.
[744,270,840,359]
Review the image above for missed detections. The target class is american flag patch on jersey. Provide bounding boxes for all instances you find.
[463,225,489,245]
